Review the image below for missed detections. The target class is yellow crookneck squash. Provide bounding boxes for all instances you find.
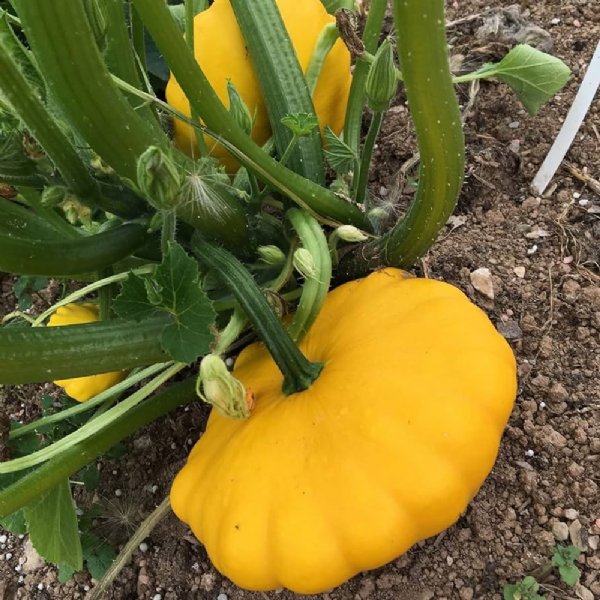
[165,0,352,171]
[171,268,517,593]
[47,303,126,402]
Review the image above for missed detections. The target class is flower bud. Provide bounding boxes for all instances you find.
[227,81,253,136]
[257,245,286,265]
[196,354,253,419]
[365,39,398,112]
[137,146,181,210]
[293,248,318,279]
[335,225,368,243]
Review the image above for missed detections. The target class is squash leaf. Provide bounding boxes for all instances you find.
[114,242,216,363]
[23,479,83,572]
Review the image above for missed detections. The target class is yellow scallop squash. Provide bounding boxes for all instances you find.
[171,269,517,593]
[165,0,352,171]
[47,304,126,402]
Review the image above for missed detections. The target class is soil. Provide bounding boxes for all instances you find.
[1,1,599,599]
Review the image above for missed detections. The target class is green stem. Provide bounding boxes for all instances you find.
[0,317,168,385]
[229,0,325,183]
[9,363,172,440]
[286,209,332,342]
[0,363,184,474]
[184,0,207,157]
[129,3,147,74]
[305,23,339,95]
[0,223,150,276]
[88,496,172,600]
[18,188,80,240]
[192,237,323,394]
[278,135,299,168]
[214,307,247,355]
[133,0,371,230]
[13,0,169,184]
[160,211,177,255]
[0,377,196,517]
[104,0,158,130]
[97,268,113,321]
[343,0,387,154]
[374,0,464,266]
[354,111,383,204]
[0,36,101,205]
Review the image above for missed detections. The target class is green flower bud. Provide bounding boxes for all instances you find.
[257,245,286,265]
[293,248,318,279]
[227,81,253,136]
[137,146,181,210]
[365,39,398,112]
[41,185,69,207]
[335,225,369,243]
[196,354,253,419]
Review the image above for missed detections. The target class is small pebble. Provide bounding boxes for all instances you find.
[550,17,561,24]
[552,521,569,541]
[527,245,538,255]
[83,586,90,592]
[217,594,228,600]
[151,484,159,494]
[539,402,546,409]
[526,449,535,457]
[5,552,12,560]
[508,120,520,129]
[225,357,234,368]
[564,508,579,520]
[0,535,7,544]
[115,489,123,497]
[152,595,162,600]
[139,542,149,553]
[15,564,21,572]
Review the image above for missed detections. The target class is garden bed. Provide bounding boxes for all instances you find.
[0,0,598,598]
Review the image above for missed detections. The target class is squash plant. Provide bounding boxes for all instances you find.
[0,0,569,593]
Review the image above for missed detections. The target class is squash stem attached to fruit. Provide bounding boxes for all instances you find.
[353,111,383,204]
[192,236,323,395]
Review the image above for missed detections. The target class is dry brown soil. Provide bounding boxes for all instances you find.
[1,1,599,599]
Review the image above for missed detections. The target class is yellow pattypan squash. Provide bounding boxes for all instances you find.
[47,303,126,402]
[165,0,352,171]
[171,268,517,593]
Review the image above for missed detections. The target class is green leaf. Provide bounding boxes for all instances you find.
[81,531,116,580]
[23,479,83,571]
[475,44,571,115]
[57,562,76,583]
[280,113,319,138]
[155,242,216,362]
[113,273,159,321]
[502,577,545,600]
[168,0,208,32]
[324,126,357,174]
[558,563,580,586]
[114,242,216,363]
[78,464,100,491]
[0,509,26,535]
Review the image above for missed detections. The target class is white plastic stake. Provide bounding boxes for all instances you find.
[532,40,600,195]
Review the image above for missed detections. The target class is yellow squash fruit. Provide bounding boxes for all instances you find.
[47,303,126,402]
[165,0,352,171]
[171,269,517,593]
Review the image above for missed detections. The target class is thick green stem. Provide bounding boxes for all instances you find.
[0,35,101,205]
[354,111,383,204]
[343,0,387,154]
[0,223,150,277]
[0,377,196,517]
[192,237,323,394]
[133,0,371,230]
[103,0,158,130]
[0,316,168,385]
[375,0,464,266]
[13,0,169,184]
[229,0,325,183]
[287,209,332,342]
